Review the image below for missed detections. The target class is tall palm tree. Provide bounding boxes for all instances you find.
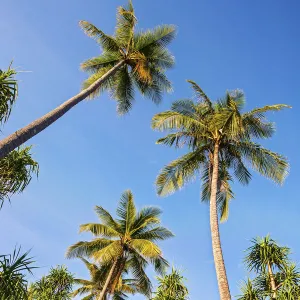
[0,1,175,160]
[152,81,289,300]
[66,190,173,300]
[72,257,147,299]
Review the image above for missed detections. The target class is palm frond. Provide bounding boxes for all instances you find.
[79,21,119,51]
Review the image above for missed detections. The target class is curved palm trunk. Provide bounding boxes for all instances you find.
[97,259,118,300]
[210,142,231,300]
[0,60,125,159]
[268,263,277,299]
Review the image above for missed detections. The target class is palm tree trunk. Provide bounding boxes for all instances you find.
[210,142,231,300]
[97,259,118,300]
[110,256,126,295]
[268,263,277,299]
[0,60,125,159]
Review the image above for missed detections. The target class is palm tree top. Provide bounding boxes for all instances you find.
[152,80,290,221]
[79,0,176,114]
[66,190,174,297]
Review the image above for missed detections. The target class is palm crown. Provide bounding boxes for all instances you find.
[80,0,175,114]
[66,190,173,297]
[152,80,289,221]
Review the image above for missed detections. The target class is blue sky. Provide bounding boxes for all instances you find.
[1,0,299,298]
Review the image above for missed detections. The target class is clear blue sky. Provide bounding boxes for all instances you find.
[1,0,299,299]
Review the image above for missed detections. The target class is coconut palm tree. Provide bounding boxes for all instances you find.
[66,190,173,300]
[0,1,175,160]
[152,81,289,300]
[152,267,189,300]
[72,257,147,299]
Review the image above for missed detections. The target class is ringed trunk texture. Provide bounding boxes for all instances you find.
[268,263,277,299]
[97,259,118,300]
[210,143,231,300]
[0,60,125,159]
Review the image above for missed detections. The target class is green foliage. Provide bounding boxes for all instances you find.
[0,63,39,209]
[79,1,175,114]
[72,258,147,299]
[0,146,39,208]
[66,190,173,297]
[152,81,289,221]
[28,266,74,300]
[152,268,189,300]
[0,247,35,300]
[0,64,17,125]
[238,236,300,299]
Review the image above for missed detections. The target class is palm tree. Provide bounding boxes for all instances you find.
[66,190,173,300]
[72,257,147,299]
[0,1,175,160]
[152,267,189,300]
[0,247,35,300]
[152,81,289,300]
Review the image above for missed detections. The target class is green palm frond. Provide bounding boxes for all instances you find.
[133,227,174,241]
[79,21,120,51]
[129,239,161,258]
[187,80,213,110]
[113,66,135,114]
[236,141,289,185]
[116,190,136,233]
[156,149,206,196]
[66,239,113,259]
[79,223,120,238]
[92,241,123,263]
